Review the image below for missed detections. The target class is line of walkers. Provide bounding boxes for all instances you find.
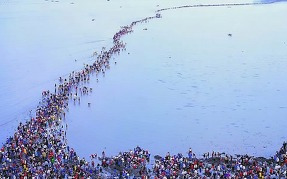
[1,5,287,178]
[0,13,160,178]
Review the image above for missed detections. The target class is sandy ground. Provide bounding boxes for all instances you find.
[1,0,287,159]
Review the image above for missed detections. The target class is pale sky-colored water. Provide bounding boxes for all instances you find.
[1,0,287,159]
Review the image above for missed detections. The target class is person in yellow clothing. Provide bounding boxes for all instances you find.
[258,171,263,179]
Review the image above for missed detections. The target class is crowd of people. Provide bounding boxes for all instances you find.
[0,12,160,178]
[1,4,287,178]
[99,146,151,178]
[153,144,287,178]
[0,92,98,178]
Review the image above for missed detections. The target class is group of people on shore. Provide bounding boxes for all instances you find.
[152,144,287,178]
[99,146,150,178]
[1,4,287,178]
